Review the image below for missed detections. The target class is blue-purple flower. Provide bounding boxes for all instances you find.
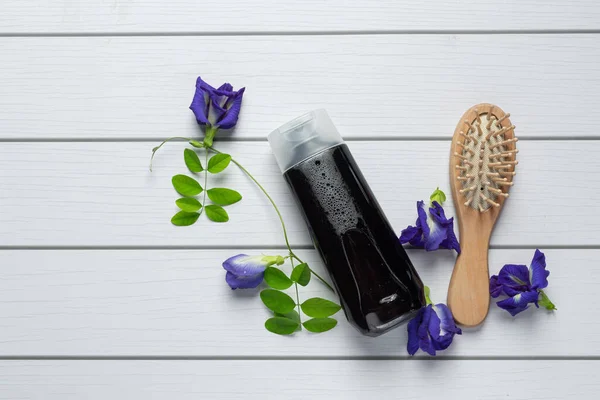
[490,249,556,316]
[407,302,462,356]
[190,77,245,146]
[400,200,461,254]
[222,254,283,290]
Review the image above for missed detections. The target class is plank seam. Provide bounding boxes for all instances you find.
[0,356,598,361]
[1,30,600,38]
[0,137,598,143]
[0,245,597,251]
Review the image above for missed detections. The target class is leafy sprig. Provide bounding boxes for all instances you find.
[262,262,341,334]
[152,139,241,225]
[151,137,339,336]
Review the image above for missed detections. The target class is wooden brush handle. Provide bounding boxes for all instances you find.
[447,227,491,327]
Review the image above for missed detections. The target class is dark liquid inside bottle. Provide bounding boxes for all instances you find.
[284,144,425,336]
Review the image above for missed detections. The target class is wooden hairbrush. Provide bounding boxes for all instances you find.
[447,103,518,327]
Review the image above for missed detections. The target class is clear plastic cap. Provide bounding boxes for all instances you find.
[268,109,344,173]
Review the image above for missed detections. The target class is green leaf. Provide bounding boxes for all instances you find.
[207,188,242,206]
[430,187,447,205]
[265,317,300,335]
[538,290,557,311]
[275,310,301,325]
[274,310,302,332]
[301,297,341,318]
[189,140,204,148]
[175,197,202,212]
[171,211,200,226]
[424,286,432,305]
[207,153,232,173]
[303,318,338,333]
[205,205,229,222]
[172,174,203,196]
[291,263,311,286]
[260,289,296,314]
[184,148,203,173]
[264,267,293,290]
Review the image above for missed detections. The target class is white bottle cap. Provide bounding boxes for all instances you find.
[268,109,344,173]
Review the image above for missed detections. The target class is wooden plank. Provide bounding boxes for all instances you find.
[0,360,595,399]
[0,249,588,356]
[0,35,599,139]
[0,141,595,247]
[1,1,599,33]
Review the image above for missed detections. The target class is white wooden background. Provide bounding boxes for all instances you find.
[0,1,598,399]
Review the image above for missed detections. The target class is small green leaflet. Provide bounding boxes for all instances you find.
[275,310,301,325]
[184,148,203,173]
[260,289,296,314]
[424,286,432,305]
[172,174,203,196]
[291,263,311,286]
[189,140,204,148]
[430,187,447,205]
[208,153,232,173]
[175,197,202,212]
[265,317,300,335]
[274,310,302,333]
[264,267,293,290]
[207,188,242,206]
[171,211,200,226]
[301,297,341,318]
[205,205,229,222]
[303,318,337,333]
[538,290,557,311]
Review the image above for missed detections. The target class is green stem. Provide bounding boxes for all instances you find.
[290,254,335,293]
[206,146,334,291]
[198,150,209,217]
[290,257,302,328]
[149,136,192,171]
[208,146,335,293]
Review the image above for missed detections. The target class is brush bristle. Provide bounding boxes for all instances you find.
[455,108,517,211]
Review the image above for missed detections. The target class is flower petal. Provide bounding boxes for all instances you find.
[433,304,462,335]
[424,219,446,251]
[489,275,504,298]
[417,305,436,356]
[439,217,461,254]
[529,249,549,290]
[217,83,233,93]
[214,83,235,107]
[399,224,424,247]
[225,271,265,290]
[424,202,461,253]
[427,305,442,341]
[496,290,539,316]
[407,308,423,356]
[416,201,430,238]
[222,254,267,277]
[207,97,226,126]
[217,87,245,129]
[497,264,531,295]
[430,304,460,351]
[428,201,450,224]
[189,78,212,126]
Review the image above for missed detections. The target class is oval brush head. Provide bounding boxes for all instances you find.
[448,103,518,327]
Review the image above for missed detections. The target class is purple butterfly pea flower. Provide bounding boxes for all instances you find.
[489,249,553,316]
[222,254,283,290]
[189,77,245,146]
[407,303,462,356]
[400,201,461,254]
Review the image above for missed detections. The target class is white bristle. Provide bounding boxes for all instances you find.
[455,109,517,212]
